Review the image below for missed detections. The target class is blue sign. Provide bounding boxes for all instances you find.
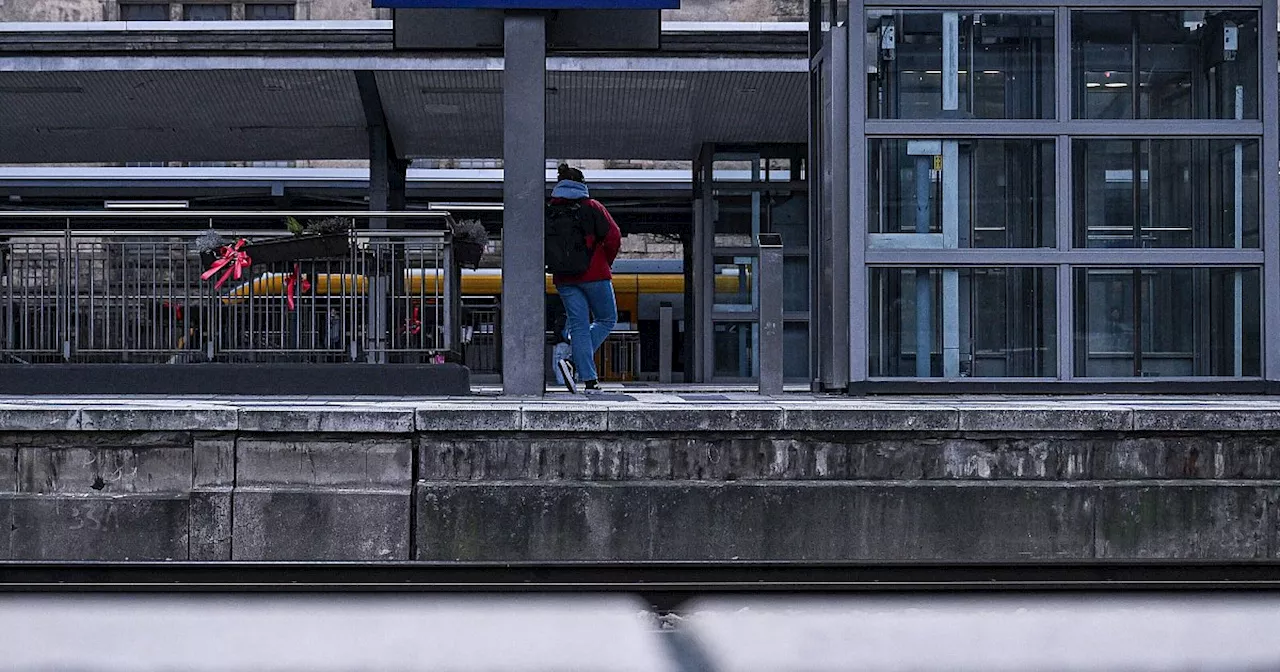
[376,0,678,7]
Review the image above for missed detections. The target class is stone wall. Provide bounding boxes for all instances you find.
[3,400,1280,561]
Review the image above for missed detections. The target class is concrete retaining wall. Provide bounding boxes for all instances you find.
[2,399,1280,561]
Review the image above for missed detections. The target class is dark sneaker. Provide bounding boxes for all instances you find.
[582,380,601,394]
[556,359,577,394]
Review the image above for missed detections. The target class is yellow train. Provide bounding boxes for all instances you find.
[222,260,749,328]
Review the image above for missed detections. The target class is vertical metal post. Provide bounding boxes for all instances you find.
[698,146,716,383]
[942,12,959,113]
[847,8,868,388]
[443,236,460,354]
[941,141,959,377]
[829,24,851,390]
[659,303,673,384]
[501,11,547,396]
[758,234,784,395]
[365,101,393,363]
[1233,84,1244,377]
[1264,0,1280,384]
[913,155,932,377]
[1055,6,1074,381]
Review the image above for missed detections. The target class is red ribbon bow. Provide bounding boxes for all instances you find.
[200,239,252,290]
[284,263,312,311]
[402,304,422,335]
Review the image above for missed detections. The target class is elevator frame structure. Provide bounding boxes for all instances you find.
[812,0,1279,391]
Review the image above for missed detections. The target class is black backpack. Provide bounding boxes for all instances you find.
[545,201,594,276]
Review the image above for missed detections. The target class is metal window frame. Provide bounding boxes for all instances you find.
[845,0,1273,386]
[244,2,298,21]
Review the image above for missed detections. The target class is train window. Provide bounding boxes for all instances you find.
[183,4,231,20]
[120,3,169,20]
[245,3,295,20]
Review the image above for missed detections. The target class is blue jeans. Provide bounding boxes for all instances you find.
[556,280,617,383]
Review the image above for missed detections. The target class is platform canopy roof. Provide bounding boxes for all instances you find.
[0,21,807,164]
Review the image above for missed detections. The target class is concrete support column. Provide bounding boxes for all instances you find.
[357,71,406,364]
[501,12,547,396]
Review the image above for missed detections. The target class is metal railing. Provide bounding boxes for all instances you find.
[0,211,459,365]
[598,331,641,382]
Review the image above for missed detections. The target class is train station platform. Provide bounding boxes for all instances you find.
[2,393,1278,562]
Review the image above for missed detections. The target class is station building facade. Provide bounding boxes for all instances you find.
[809,0,1280,391]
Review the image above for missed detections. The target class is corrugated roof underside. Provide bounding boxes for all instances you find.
[0,68,805,163]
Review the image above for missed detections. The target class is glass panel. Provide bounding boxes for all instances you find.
[713,256,755,312]
[712,159,756,182]
[183,4,232,20]
[1073,139,1260,248]
[783,257,808,312]
[713,322,756,378]
[870,267,1057,377]
[246,4,295,20]
[121,3,169,20]
[1073,11,1259,120]
[773,193,808,248]
[1074,268,1260,377]
[867,12,1055,119]
[784,322,809,379]
[712,193,757,238]
[869,139,1055,248]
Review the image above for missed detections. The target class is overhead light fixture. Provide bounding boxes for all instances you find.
[1086,82,1102,88]
[103,200,190,210]
[1104,82,1128,88]
[0,86,83,94]
[428,202,504,212]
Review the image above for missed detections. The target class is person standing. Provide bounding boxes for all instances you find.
[545,164,621,393]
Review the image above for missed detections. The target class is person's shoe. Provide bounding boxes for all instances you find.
[582,380,601,394]
[556,359,577,394]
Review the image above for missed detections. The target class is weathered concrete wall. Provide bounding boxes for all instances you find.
[0,406,416,560]
[4,400,1280,561]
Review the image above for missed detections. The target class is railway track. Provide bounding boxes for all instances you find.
[4,561,1280,610]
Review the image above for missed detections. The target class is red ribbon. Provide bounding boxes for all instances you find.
[161,301,183,322]
[402,304,422,335]
[200,239,252,290]
[284,263,312,311]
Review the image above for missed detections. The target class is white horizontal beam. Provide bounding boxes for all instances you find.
[0,54,804,73]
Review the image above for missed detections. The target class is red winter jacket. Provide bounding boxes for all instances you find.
[550,196,621,285]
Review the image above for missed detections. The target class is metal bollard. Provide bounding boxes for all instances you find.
[658,303,673,384]
[757,233,783,396]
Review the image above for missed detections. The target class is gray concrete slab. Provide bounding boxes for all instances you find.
[2,394,1280,433]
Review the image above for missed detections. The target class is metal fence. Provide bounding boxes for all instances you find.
[598,331,641,381]
[0,211,459,365]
